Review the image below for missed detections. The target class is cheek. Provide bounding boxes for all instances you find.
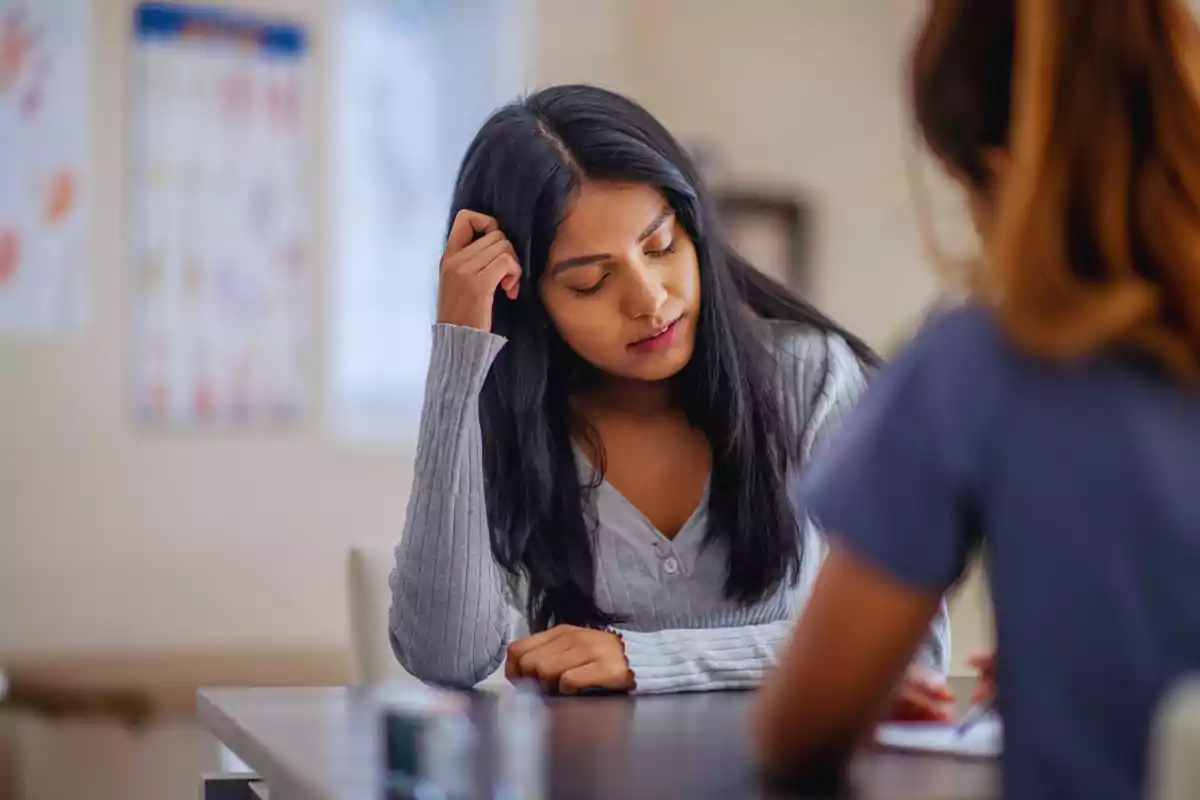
[671,250,702,308]
[541,291,622,362]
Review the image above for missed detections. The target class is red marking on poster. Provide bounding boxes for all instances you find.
[44,168,75,224]
[0,227,20,284]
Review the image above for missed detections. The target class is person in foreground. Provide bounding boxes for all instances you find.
[389,84,952,705]
[753,0,1200,797]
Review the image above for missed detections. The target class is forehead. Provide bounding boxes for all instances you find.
[551,181,670,255]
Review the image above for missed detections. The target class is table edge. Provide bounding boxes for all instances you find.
[196,689,336,800]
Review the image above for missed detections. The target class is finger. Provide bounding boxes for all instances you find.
[517,637,576,678]
[480,253,523,300]
[453,237,515,278]
[506,626,574,663]
[532,648,593,691]
[908,676,956,703]
[458,237,516,278]
[505,647,520,681]
[972,677,996,704]
[968,653,996,672]
[904,685,953,718]
[445,231,508,270]
[445,210,499,254]
[559,661,628,695]
[889,689,952,723]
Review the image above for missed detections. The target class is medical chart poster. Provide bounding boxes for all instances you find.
[127,2,313,428]
[0,0,90,334]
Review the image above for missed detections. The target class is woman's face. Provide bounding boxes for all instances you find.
[540,181,701,383]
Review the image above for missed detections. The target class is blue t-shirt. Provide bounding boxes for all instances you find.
[802,304,1200,800]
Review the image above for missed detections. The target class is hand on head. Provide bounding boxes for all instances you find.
[436,209,522,332]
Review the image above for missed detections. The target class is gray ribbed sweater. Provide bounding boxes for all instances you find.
[389,320,950,693]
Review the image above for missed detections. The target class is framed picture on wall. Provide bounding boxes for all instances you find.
[714,190,811,293]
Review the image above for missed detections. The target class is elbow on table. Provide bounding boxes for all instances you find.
[387,627,504,689]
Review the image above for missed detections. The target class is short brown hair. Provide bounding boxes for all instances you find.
[912,0,1200,382]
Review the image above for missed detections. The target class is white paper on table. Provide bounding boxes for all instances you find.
[875,714,1002,759]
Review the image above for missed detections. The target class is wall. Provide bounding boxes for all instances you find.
[2,1,402,797]
[0,0,412,656]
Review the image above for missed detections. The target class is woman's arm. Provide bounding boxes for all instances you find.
[388,323,517,687]
[753,542,943,776]
[753,307,1002,781]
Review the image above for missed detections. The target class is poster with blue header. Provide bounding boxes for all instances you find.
[128,2,313,428]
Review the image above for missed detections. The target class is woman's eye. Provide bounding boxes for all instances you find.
[570,277,607,296]
[646,241,677,258]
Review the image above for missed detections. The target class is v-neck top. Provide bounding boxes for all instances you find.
[390,319,951,693]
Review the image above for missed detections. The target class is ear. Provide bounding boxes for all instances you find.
[965,147,1011,237]
[981,147,1010,186]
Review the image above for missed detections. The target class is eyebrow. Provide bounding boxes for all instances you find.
[546,206,675,277]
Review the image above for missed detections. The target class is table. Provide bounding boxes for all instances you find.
[197,684,998,800]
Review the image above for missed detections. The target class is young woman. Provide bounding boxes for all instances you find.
[389,85,951,704]
[755,1,1200,797]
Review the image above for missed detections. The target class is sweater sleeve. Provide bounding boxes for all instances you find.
[616,619,797,694]
[388,323,519,687]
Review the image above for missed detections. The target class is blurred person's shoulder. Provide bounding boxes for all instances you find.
[902,301,1008,367]
[880,301,1014,416]
[853,302,1015,469]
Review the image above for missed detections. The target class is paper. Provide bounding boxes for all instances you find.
[875,714,1003,759]
[127,2,313,427]
[0,0,90,334]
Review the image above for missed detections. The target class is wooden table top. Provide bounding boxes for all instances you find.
[197,683,999,800]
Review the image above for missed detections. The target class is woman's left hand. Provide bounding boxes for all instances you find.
[505,625,635,695]
[883,665,955,722]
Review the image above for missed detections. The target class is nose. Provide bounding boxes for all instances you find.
[621,261,669,321]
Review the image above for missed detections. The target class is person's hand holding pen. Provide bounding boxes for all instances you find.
[885,664,956,723]
[969,652,996,704]
[957,652,997,736]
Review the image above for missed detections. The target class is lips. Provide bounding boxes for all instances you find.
[628,317,682,353]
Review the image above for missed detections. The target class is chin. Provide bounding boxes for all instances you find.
[618,342,694,382]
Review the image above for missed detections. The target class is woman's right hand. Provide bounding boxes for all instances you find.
[436,209,523,332]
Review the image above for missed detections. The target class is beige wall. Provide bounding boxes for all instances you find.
[0,0,412,657]
[3,1,397,797]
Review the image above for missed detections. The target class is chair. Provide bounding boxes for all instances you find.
[1151,674,1200,800]
[346,547,419,685]
[345,547,512,688]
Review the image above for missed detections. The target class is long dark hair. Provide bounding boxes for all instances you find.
[449,85,874,631]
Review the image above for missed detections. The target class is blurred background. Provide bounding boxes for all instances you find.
[0,1,989,797]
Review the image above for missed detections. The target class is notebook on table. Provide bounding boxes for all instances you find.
[874,713,1002,759]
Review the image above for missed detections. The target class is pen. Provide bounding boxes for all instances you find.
[955,696,994,738]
